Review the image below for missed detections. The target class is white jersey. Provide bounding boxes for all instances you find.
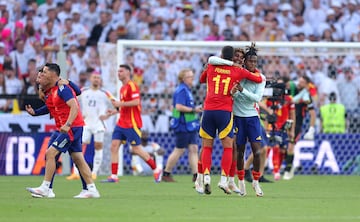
[80,87,114,128]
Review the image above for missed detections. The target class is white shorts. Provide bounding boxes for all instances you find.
[82,124,105,143]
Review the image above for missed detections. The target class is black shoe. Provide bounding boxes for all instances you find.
[204,184,212,195]
[244,169,253,182]
[192,173,197,182]
[259,176,273,183]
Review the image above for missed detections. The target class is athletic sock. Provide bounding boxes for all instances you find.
[220,147,232,176]
[229,160,237,177]
[201,146,212,175]
[146,157,156,170]
[284,154,294,172]
[111,163,118,176]
[92,149,103,175]
[252,170,261,181]
[198,160,203,174]
[272,146,280,174]
[237,169,245,181]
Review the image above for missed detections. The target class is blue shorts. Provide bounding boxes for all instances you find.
[268,130,288,148]
[112,126,141,146]
[50,127,83,153]
[200,110,233,139]
[234,116,262,145]
[260,126,269,147]
[174,131,198,148]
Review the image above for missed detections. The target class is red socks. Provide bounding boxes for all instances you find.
[198,160,203,174]
[272,146,280,174]
[252,170,261,181]
[237,169,245,180]
[111,163,118,175]
[201,147,212,174]
[146,158,156,170]
[229,160,237,177]
[221,147,232,176]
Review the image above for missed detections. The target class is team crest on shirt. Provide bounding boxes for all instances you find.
[59,85,64,91]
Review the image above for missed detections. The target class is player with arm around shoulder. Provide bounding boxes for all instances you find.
[199,46,263,195]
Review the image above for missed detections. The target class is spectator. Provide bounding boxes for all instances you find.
[37,0,56,18]
[0,42,5,71]
[196,13,212,40]
[320,92,346,133]
[9,38,33,78]
[82,0,99,32]
[337,67,360,113]
[3,61,23,97]
[0,72,11,112]
[287,13,313,39]
[204,23,224,41]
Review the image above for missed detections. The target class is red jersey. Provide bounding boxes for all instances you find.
[266,95,295,130]
[117,80,142,128]
[45,84,84,130]
[200,64,262,111]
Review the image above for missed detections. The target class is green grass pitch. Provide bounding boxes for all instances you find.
[0,175,359,222]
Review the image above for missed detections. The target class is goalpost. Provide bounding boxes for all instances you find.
[113,40,360,175]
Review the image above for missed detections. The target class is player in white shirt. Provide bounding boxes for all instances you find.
[131,131,165,176]
[67,70,115,180]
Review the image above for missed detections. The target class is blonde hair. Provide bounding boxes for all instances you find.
[178,68,193,83]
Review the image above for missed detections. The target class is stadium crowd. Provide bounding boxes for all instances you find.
[0,0,359,132]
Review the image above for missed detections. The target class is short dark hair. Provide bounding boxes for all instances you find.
[45,63,61,76]
[221,45,234,60]
[300,75,311,83]
[119,64,132,73]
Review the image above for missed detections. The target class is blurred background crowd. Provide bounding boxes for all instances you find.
[0,0,359,132]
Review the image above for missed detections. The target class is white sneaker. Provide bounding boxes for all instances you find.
[283,170,294,180]
[217,181,232,194]
[228,181,241,194]
[252,181,264,197]
[26,186,49,197]
[73,189,100,198]
[194,180,204,194]
[274,172,281,181]
[31,188,55,198]
[203,174,211,195]
[238,180,247,197]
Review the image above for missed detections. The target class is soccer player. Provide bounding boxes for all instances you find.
[25,63,100,198]
[265,78,295,181]
[199,45,263,195]
[162,68,202,183]
[66,70,115,180]
[131,131,165,176]
[26,66,86,198]
[101,64,162,183]
[208,43,266,197]
[282,75,316,180]
[206,47,245,194]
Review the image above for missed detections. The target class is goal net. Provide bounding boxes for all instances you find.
[111,40,360,175]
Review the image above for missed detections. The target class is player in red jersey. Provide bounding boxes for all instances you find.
[265,78,295,181]
[25,63,100,198]
[101,64,162,183]
[199,46,263,195]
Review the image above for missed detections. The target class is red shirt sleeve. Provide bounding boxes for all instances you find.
[242,68,262,83]
[199,64,209,83]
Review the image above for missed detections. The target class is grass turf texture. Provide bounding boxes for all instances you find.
[0,175,359,222]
